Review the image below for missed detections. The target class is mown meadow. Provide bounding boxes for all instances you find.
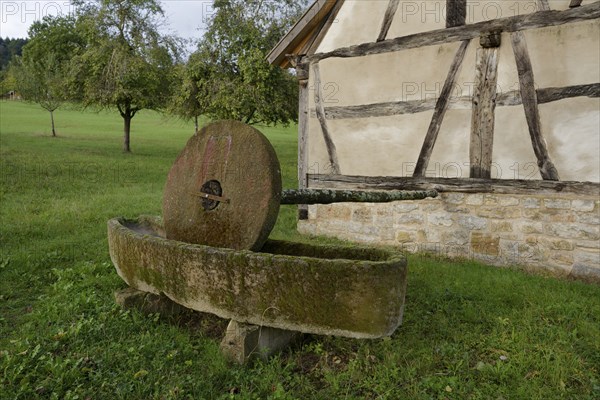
[1,101,599,399]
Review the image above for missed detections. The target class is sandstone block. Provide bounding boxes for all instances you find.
[465,194,484,206]
[477,207,521,219]
[544,223,600,241]
[428,213,454,227]
[572,200,596,212]
[491,221,513,233]
[458,215,487,230]
[520,222,543,234]
[522,198,541,209]
[471,233,500,256]
[321,204,351,220]
[577,213,600,225]
[442,230,469,246]
[393,203,419,213]
[396,231,414,243]
[444,193,465,205]
[395,213,425,225]
[499,197,519,206]
[539,238,575,251]
[352,207,373,223]
[544,199,571,210]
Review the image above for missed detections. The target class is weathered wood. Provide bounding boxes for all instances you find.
[297,60,310,220]
[511,31,560,181]
[308,174,600,196]
[570,0,583,7]
[537,0,551,11]
[378,0,401,42]
[312,62,341,175]
[536,83,600,104]
[309,2,600,62]
[480,31,501,48]
[414,40,470,177]
[446,0,467,28]
[310,83,600,119]
[267,0,338,67]
[470,47,499,179]
[280,188,438,205]
[307,0,346,55]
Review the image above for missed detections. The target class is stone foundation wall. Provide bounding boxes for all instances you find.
[298,192,600,283]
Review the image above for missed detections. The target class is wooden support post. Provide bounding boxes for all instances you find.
[297,59,310,220]
[446,0,467,28]
[569,0,583,8]
[313,62,341,175]
[470,42,499,179]
[537,0,551,11]
[511,31,560,181]
[414,40,470,177]
[378,0,401,42]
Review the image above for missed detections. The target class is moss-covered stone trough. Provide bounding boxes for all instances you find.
[108,216,408,339]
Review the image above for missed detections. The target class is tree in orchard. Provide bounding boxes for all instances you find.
[169,48,216,134]
[190,0,309,126]
[13,16,84,136]
[72,0,180,152]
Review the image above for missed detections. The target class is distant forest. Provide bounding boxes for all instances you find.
[0,38,28,70]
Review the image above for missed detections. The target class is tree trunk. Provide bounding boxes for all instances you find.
[194,116,199,135]
[123,114,131,152]
[50,110,56,137]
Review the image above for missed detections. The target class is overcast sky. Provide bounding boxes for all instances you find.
[0,0,211,44]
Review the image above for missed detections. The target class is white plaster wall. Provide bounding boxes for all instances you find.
[317,0,390,53]
[428,110,472,178]
[540,97,600,182]
[525,20,600,88]
[493,106,543,180]
[466,0,536,24]
[307,112,435,177]
[387,0,446,38]
[318,42,463,107]
[307,6,600,183]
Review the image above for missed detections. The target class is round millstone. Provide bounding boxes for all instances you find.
[163,120,281,251]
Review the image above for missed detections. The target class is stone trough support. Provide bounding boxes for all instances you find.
[220,321,299,364]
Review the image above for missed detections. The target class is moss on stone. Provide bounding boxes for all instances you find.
[108,216,408,339]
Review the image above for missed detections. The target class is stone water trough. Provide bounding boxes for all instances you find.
[108,121,436,361]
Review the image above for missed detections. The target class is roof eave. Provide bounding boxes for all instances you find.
[267,0,339,68]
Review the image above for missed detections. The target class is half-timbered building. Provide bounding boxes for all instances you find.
[268,0,600,281]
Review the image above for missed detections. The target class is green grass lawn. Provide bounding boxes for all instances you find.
[1,101,599,399]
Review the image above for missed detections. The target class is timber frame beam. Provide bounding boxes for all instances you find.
[308,174,600,196]
[309,2,600,62]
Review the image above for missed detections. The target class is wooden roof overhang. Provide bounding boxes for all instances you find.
[267,0,342,68]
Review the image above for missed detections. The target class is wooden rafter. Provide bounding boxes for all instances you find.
[511,31,560,181]
[267,0,339,67]
[413,40,470,178]
[306,0,346,55]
